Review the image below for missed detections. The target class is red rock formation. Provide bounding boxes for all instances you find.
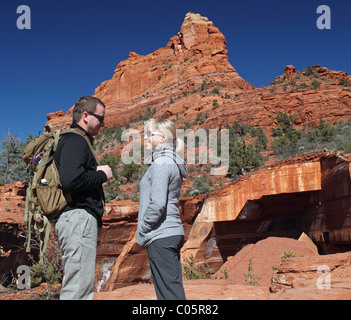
[213,236,316,287]
[45,13,351,139]
[95,196,205,292]
[46,12,251,131]
[94,250,351,300]
[271,251,351,299]
[181,152,351,275]
[0,182,31,285]
[95,200,147,292]
[93,153,351,291]
[0,182,27,216]
[1,154,351,300]
[3,11,351,299]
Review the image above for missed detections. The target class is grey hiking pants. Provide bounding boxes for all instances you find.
[147,235,186,300]
[55,209,99,300]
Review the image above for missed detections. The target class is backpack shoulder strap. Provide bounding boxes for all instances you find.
[60,128,100,165]
[60,128,105,205]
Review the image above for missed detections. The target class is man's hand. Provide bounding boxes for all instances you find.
[97,165,113,180]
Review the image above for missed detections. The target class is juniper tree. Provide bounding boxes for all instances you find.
[0,131,28,184]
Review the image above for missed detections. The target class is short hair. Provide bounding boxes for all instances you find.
[72,96,106,123]
[146,118,184,157]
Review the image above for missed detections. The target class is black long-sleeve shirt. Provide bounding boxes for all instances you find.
[54,123,107,226]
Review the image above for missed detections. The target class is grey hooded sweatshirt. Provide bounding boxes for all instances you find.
[137,143,188,249]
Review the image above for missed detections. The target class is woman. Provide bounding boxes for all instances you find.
[137,119,187,300]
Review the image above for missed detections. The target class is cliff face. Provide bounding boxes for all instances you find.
[1,153,351,297]
[46,12,251,130]
[46,13,351,135]
[181,153,351,271]
[93,152,351,291]
[95,12,249,102]
[2,12,351,297]
[0,182,31,284]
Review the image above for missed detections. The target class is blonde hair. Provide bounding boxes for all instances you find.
[146,119,184,157]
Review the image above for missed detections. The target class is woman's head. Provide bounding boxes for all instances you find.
[144,119,184,156]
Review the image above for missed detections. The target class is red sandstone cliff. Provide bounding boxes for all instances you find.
[46,12,251,131]
[2,12,351,300]
[46,13,351,136]
[93,152,351,293]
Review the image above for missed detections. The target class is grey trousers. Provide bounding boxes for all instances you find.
[147,235,186,300]
[55,209,99,300]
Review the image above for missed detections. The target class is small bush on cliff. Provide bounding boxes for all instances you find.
[120,163,140,183]
[103,179,123,202]
[271,113,351,159]
[224,122,266,178]
[243,258,261,286]
[340,79,351,87]
[271,112,302,159]
[25,231,63,291]
[316,119,337,142]
[218,266,229,280]
[31,260,61,287]
[182,254,213,279]
[298,118,351,153]
[229,141,265,178]
[96,124,122,146]
[280,251,297,263]
[304,66,314,76]
[101,153,120,175]
[249,127,268,151]
[187,173,213,196]
[311,79,321,89]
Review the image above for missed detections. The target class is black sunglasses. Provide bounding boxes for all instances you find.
[86,111,104,123]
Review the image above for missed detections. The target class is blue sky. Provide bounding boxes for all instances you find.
[1,0,350,142]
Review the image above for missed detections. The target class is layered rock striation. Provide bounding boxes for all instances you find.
[181,153,351,272]
[46,12,251,130]
[94,152,351,291]
[1,154,351,297]
[0,182,31,285]
[2,12,351,298]
[46,13,351,138]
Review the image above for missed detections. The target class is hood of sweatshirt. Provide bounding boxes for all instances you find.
[149,143,188,179]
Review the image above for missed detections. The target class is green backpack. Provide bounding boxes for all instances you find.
[23,126,99,265]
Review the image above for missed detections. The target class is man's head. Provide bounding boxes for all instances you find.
[72,96,106,136]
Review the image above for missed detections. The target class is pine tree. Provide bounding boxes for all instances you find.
[0,131,28,184]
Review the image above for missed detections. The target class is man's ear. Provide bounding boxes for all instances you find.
[82,111,89,124]
[77,111,89,129]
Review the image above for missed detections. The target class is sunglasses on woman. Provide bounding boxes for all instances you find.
[146,130,163,136]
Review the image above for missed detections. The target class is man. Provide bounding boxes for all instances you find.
[54,96,113,300]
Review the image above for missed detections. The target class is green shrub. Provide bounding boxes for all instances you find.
[250,127,268,150]
[182,254,213,279]
[311,79,321,89]
[210,87,220,95]
[304,66,314,76]
[188,173,212,196]
[340,79,351,87]
[120,163,140,183]
[319,119,337,142]
[103,180,122,202]
[31,260,61,287]
[271,112,302,159]
[218,266,229,280]
[101,153,120,176]
[243,258,261,286]
[229,141,264,176]
[280,251,296,263]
